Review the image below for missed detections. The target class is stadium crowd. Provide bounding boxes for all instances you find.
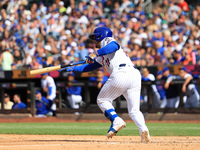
[0,0,199,70]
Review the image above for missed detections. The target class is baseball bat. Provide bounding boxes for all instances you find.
[30,61,86,75]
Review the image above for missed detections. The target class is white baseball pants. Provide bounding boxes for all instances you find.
[97,66,149,135]
[67,95,82,109]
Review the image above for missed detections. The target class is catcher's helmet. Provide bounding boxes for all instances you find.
[89,27,112,42]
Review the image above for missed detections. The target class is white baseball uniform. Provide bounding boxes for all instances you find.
[184,73,199,108]
[96,37,149,135]
[143,73,160,108]
[67,95,82,109]
[41,76,57,111]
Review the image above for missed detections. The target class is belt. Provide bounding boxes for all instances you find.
[119,64,136,68]
[119,64,126,67]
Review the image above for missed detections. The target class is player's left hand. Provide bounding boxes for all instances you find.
[85,52,98,64]
[59,66,74,72]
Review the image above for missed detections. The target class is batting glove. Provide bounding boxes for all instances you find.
[59,66,74,72]
[85,52,98,64]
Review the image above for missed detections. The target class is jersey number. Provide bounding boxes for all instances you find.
[105,58,110,67]
[101,56,110,67]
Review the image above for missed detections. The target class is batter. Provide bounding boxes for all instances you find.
[60,27,150,142]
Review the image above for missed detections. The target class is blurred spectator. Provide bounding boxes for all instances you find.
[29,56,40,70]
[167,1,182,22]
[11,63,17,70]
[163,67,180,108]
[196,46,200,64]
[44,45,52,58]
[35,90,51,117]
[24,40,36,57]
[131,57,137,66]
[177,0,189,12]
[66,72,83,109]
[172,50,185,64]
[179,67,199,108]
[79,43,89,61]
[41,73,57,116]
[0,0,199,71]
[58,1,66,13]
[12,94,27,109]
[142,67,160,108]
[0,47,14,70]
[0,93,14,110]
[13,48,23,65]
[159,0,170,13]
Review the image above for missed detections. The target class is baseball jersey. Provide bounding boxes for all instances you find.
[164,74,179,99]
[67,80,82,95]
[96,37,133,74]
[12,102,27,109]
[184,73,196,96]
[146,74,158,93]
[184,73,194,89]
[36,96,50,115]
[41,76,56,100]
[156,85,166,99]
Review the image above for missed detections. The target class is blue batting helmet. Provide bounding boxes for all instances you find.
[89,27,112,42]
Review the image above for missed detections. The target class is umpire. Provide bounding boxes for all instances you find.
[162,67,179,108]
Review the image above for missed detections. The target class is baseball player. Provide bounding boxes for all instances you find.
[156,71,167,108]
[66,72,83,109]
[41,73,57,116]
[142,67,160,108]
[162,67,180,108]
[179,67,199,108]
[35,91,50,117]
[12,94,27,109]
[60,27,150,142]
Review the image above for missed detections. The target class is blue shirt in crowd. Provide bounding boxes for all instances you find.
[12,102,27,109]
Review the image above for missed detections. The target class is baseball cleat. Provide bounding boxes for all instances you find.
[141,131,150,143]
[107,121,126,139]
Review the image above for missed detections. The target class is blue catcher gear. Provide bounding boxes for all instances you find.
[89,27,112,42]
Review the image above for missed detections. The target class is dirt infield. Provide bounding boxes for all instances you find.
[0,134,199,150]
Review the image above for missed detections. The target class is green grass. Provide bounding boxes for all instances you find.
[0,122,199,136]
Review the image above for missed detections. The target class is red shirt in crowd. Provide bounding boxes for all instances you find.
[177,0,189,11]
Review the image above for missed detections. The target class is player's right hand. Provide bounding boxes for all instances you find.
[59,66,74,72]
[85,56,94,64]
[85,52,98,64]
